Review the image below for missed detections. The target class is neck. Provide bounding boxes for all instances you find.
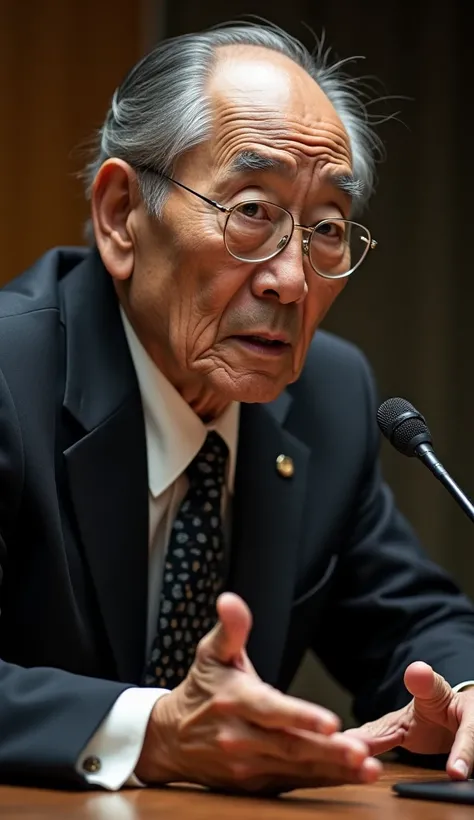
[182,387,230,422]
[146,344,230,421]
[121,303,230,422]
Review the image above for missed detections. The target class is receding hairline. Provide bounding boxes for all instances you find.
[209,40,337,103]
[212,40,314,68]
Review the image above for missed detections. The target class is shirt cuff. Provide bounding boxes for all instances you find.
[75,687,170,790]
[453,680,474,693]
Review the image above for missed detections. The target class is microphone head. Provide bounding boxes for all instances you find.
[377,397,433,456]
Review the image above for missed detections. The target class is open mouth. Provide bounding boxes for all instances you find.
[232,335,290,355]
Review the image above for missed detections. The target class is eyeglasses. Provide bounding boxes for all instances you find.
[140,169,377,279]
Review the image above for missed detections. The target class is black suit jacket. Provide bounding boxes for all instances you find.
[1,247,474,786]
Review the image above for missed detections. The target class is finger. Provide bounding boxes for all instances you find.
[404,662,452,713]
[447,710,474,780]
[345,708,407,751]
[229,677,340,735]
[226,754,383,793]
[283,754,383,787]
[198,593,252,667]
[217,722,370,768]
[345,722,406,755]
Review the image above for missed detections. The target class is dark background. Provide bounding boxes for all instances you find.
[1,0,472,722]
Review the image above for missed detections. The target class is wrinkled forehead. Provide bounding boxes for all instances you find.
[206,45,352,177]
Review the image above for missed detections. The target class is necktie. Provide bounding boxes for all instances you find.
[143,431,228,688]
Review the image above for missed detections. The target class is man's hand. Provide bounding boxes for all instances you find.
[136,593,398,793]
[346,661,474,780]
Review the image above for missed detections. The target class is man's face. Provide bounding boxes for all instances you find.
[106,46,355,409]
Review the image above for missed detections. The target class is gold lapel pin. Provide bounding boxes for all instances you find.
[276,454,294,478]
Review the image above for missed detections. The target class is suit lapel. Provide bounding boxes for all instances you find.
[229,397,310,685]
[61,252,149,684]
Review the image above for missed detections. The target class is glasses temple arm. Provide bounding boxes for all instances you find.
[136,165,229,213]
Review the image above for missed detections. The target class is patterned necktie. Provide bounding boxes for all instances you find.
[143,431,228,688]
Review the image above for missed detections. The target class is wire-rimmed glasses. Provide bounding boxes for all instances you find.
[140,170,377,279]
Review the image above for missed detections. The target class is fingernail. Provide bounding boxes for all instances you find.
[454,759,469,779]
[318,714,340,734]
[345,748,359,767]
[345,744,365,767]
[360,758,383,782]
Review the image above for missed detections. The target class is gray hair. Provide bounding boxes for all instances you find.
[83,21,382,226]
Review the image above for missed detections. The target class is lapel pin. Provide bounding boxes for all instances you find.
[276,454,294,478]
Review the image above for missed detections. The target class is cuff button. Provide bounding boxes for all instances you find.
[83,755,102,774]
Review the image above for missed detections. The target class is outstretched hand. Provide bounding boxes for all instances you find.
[136,593,396,793]
[346,661,474,780]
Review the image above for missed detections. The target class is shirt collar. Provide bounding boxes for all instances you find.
[120,307,240,499]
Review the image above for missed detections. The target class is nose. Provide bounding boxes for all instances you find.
[251,233,308,305]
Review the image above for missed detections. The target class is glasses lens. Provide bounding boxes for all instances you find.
[309,219,371,278]
[224,201,293,262]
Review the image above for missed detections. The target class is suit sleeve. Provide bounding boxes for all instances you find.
[0,369,133,788]
[311,352,474,725]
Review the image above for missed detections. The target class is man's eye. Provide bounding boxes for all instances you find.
[315,221,339,237]
[240,202,266,219]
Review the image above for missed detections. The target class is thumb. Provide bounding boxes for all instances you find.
[404,661,452,711]
[201,592,252,666]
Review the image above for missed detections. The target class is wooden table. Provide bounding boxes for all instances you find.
[0,764,470,819]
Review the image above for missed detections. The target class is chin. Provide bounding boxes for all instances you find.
[209,370,287,404]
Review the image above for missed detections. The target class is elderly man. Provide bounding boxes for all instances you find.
[1,20,474,794]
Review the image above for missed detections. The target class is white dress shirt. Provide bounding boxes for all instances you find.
[75,311,474,789]
[75,309,239,789]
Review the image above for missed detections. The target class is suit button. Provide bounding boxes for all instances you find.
[82,755,102,774]
[276,454,294,478]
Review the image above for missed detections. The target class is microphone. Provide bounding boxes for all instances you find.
[377,397,474,523]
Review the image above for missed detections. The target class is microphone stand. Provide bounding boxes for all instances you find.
[415,443,474,523]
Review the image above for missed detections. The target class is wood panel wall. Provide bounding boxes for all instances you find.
[0,0,162,282]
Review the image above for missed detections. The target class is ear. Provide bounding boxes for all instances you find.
[91,158,140,281]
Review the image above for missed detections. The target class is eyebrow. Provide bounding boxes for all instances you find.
[328,173,366,201]
[227,150,365,201]
[229,150,292,176]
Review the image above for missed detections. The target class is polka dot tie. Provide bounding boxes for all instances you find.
[143,431,228,688]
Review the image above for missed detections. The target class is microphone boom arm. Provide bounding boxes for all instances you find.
[415,443,474,523]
